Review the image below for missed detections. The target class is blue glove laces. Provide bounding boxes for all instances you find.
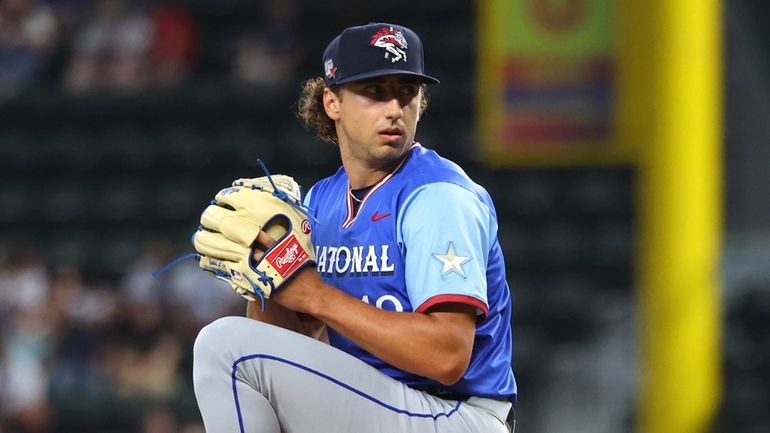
[151,159,314,312]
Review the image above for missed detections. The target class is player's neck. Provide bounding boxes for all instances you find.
[339,146,410,189]
[340,155,399,189]
[344,166,389,189]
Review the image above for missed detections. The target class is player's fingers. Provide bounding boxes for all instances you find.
[252,247,265,262]
[193,230,250,262]
[262,214,293,242]
[251,230,279,262]
[200,204,231,232]
[255,230,277,250]
[213,186,259,210]
[233,176,300,200]
[201,204,264,246]
[231,177,268,189]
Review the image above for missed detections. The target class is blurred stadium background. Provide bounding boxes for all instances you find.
[0,0,766,432]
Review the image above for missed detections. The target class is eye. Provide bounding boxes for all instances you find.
[400,85,419,97]
[363,84,384,96]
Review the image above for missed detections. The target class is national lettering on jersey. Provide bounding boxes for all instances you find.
[306,143,518,402]
[315,244,395,277]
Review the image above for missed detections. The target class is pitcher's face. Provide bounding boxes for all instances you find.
[324,75,422,169]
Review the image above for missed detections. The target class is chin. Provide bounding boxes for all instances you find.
[380,141,408,156]
[370,144,406,168]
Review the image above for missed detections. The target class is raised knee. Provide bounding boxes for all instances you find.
[194,316,246,356]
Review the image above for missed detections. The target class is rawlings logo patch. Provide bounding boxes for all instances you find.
[275,244,299,267]
[301,219,311,234]
[265,235,308,277]
[370,26,408,63]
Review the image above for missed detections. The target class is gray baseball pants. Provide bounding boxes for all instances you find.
[192,316,512,433]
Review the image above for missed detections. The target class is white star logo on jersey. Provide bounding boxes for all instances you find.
[433,242,470,277]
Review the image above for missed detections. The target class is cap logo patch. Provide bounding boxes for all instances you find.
[324,59,337,79]
[370,26,408,63]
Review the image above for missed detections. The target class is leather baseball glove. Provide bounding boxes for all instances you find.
[192,174,315,306]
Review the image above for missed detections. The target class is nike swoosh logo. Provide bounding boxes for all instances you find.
[371,212,392,222]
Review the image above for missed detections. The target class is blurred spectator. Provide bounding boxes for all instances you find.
[47,266,117,400]
[139,407,204,433]
[0,246,237,429]
[104,331,184,399]
[0,308,56,433]
[166,259,243,325]
[0,252,49,321]
[122,240,242,329]
[141,407,177,433]
[62,0,198,94]
[147,1,198,88]
[0,0,60,96]
[231,0,304,87]
[121,239,175,307]
[63,0,152,93]
[0,255,56,433]
[44,0,90,37]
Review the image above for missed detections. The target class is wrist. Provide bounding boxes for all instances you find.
[300,269,341,320]
[278,266,324,316]
[300,268,328,317]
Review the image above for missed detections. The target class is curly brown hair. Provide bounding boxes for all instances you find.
[297,77,430,144]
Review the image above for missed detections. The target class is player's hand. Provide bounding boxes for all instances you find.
[192,174,316,307]
[251,230,277,261]
[250,230,322,314]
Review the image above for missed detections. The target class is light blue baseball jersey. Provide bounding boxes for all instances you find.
[304,143,517,401]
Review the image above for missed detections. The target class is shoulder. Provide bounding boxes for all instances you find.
[400,144,494,210]
[402,182,485,210]
[398,182,495,230]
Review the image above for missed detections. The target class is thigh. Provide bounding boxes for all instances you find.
[196,316,508,433]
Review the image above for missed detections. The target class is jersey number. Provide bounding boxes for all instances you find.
[361,295,404,312]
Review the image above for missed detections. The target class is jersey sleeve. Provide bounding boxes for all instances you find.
[397,182,497,317]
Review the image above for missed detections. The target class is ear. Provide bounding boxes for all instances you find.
[323,88,341,120]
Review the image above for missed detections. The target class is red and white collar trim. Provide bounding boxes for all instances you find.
[342,142,421,229]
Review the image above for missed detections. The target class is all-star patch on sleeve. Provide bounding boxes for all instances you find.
[397,182,496,317]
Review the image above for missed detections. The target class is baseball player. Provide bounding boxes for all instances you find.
[191,23,517,433]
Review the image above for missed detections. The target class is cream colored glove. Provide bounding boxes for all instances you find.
[193,175,315,304]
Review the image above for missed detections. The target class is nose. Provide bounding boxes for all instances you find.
[384,96,403,120]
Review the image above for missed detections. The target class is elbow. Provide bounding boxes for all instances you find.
[433,354,471,386]
[435,370,465,387]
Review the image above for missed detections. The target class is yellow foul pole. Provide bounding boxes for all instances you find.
[629,0,723,431]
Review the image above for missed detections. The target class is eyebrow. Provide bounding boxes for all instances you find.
[359,76,421,85]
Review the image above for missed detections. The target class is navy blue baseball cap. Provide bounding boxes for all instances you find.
[322,23,440,87]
